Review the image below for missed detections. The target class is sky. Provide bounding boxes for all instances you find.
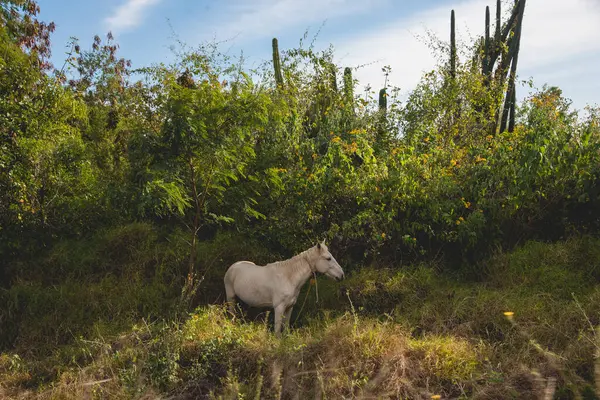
[38,0,600,111]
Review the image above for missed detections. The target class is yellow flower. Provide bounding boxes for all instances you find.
[431,396,442,400]
[503,311,514,321]
[381,233,386,238]
[464,201,471,209]
[450,159,457,166]
[424,137,430,143]
[331,136,341,143]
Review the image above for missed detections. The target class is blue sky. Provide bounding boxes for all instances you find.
[38,0,600,111]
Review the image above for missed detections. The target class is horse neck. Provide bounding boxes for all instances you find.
[282,251,314,288]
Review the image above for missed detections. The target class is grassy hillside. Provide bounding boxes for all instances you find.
[2,227,600,399]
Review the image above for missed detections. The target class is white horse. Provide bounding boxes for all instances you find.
[224,241,345,336]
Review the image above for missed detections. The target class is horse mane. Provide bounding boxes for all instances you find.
[266,246,317,270]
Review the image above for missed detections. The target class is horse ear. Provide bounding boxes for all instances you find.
[317,242,321,249]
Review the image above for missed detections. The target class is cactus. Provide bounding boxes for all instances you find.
[508,86,517,132]
[378,88,387,112]
[272,38,284,88]
[495,0,501,43]
[450,10,456,79]
[483,6,491,77]
[506,5,524,133]
[488,0,519,73]
[500,0,525,133]
[343,67,353,102]
[342,67,355,117]
[329,63,337,92]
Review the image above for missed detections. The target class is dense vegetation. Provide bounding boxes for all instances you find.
[1,0,600,398]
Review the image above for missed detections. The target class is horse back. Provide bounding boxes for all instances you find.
[225,260,257,281]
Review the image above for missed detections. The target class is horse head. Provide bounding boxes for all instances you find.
[313,241,345,281]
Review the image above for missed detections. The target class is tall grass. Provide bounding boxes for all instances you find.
[2,233,600,398]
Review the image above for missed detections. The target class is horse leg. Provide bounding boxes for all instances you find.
[283,306,293,332]
[274,304,286,337]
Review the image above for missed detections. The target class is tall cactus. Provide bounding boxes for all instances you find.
[483,6,491,78]
[450,10,456,79]
[342,67,355,117]
[272,38,284,88]
[343,67,353,103]
[329,63,337,92]
[495,0,501,43]
[497,1,520,58]
[500,0,525,133]
[508,86,517,132]
[379,88,387,112]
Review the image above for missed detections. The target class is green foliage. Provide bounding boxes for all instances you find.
[0,23,102,272]
[4,1,596,272]
[0,223,184,352]
[2,4,600,398]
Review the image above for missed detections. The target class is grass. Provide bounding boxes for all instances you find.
[2,226,600,398]
[0,306,493,399]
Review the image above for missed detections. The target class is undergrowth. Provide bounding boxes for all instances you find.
[2,229,600,399]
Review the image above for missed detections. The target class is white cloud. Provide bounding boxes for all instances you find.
[104,0,161,33]
[333,0,600,109]
[520,0,600,71]
[206,0,386,43]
